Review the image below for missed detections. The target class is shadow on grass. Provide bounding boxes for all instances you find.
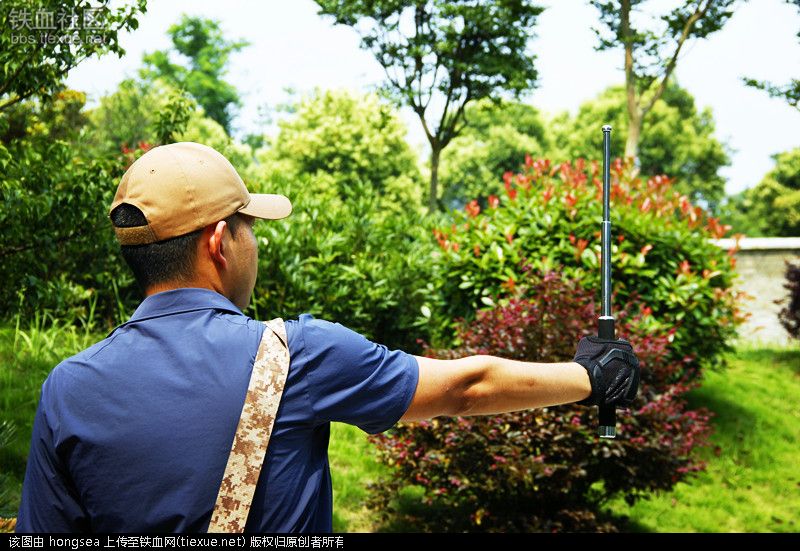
[368,484,650,533]
[683,386,762,465]
[731,347,800,376]
[686,387,757,428]
[370,486,433,532]
[687,348,798,452]
[606,513,654,533]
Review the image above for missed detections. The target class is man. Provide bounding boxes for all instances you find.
[16,142,639,533]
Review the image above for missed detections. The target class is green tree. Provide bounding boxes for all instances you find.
[0,0,146,112]
[1,88,88,145]
[439,98,550,207]
[316,0,543,212]
[140,15,248,134]
[743,0,800,110]
[743,77,800,111]
[553,83,730,209]
[722,148,800,237]
[264,88,424,212]
[591,0,737,161]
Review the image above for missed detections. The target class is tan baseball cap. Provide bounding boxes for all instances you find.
[109,142,292,245]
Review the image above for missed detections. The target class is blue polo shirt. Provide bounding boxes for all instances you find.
[15,288,419,533]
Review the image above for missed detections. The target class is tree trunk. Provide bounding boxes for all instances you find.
[625,110,641,160]
[428,146,441,213]
[621,0,640,163]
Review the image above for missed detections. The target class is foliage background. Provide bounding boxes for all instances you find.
[1,0,797,533]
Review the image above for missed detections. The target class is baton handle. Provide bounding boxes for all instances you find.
[598,316,616,438]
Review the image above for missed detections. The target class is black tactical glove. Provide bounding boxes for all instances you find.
[573,336,640,408]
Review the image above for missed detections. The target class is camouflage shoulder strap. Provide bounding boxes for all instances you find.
[207,318,289,533]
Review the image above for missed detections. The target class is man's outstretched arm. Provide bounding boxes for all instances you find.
[400,355,592,422]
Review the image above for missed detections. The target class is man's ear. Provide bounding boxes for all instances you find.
[207,220,229,270]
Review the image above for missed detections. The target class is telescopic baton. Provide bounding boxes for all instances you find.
[598,125,616,439]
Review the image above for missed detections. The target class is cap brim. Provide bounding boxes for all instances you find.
[238,194,292,220]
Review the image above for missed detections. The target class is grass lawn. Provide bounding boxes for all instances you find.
[605,345,800,532]
[2,320,798,532]
[329,423,389,532]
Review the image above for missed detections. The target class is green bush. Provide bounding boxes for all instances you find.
[244,88,434,349]
[82,78,171,158]
[0,118,133,324]
[0,86,205,326]
[249,170,438,351]
[427,157,745,373]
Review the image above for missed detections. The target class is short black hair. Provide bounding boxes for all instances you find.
[110,203,243,291]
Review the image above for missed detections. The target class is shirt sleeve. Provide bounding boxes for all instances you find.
[16,380,89,533]
[295,314,419,434]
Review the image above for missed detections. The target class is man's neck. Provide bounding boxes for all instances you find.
[144,279,222,298]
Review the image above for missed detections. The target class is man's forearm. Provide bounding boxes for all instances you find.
[458,355,591,416]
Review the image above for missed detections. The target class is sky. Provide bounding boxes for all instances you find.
[65,0,800,195]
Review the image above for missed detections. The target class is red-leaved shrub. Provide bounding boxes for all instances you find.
[777,260,800,339]
[368,271,713,532]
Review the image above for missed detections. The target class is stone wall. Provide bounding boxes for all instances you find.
[713,237,800,345]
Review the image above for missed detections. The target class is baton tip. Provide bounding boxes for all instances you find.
[602,125,612,132]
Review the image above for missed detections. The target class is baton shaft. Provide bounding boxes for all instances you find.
[601,221,612,317]
[599,125,616,439]
[602,128,611,221]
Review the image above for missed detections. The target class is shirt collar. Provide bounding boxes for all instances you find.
[115,288,244,331]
